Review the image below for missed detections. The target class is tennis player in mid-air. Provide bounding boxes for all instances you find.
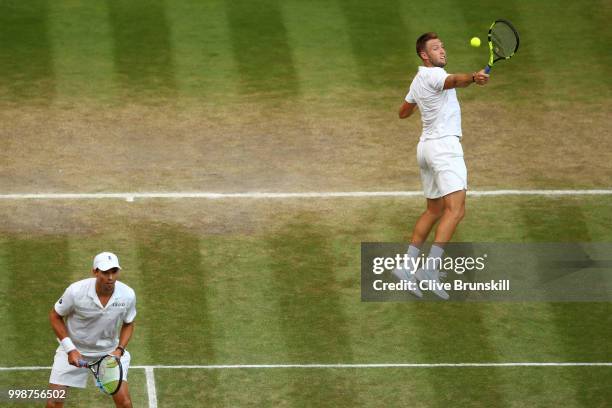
[46,252,136,408]
[393,32,489,299]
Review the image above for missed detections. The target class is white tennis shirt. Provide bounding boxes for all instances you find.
[405,66,462,140]
[54,278,136,356]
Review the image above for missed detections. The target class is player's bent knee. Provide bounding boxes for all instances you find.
[426,208,444,219]
[445,206,465,222]
[457,206,465,220]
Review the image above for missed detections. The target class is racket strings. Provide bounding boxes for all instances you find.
[97,356,121,393]
[97,363,106,378]
[491,23,517,58]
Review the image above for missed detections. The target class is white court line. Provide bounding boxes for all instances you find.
[132,362,612,369]
[0,366,51,370]
[1,362,611,371]
[0,189,611,201]
[144,367,158,408]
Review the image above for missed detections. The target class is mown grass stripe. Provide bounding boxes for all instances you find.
[166,0,239,100]
[266,218,357,406]
[47,1,115,104]
[135,223,219,405]
[3,237,69,365]
[226,0,299,97]
[518,199,610,407]
[0,241,14,360]
[512,0,611,102]
[0,0,54,103]
[107,0,177,101]
[338,0,409,89]
[281,0,359,95]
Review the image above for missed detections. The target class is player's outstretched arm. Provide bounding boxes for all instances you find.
[399,101,417,119]
[444,70,489,89]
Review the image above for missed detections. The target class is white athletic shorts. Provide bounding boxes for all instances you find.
[49,346,131,388]
[417,135,467,199]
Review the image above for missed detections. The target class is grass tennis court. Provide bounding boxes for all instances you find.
[1,0,611,407]
[1,197,611,406]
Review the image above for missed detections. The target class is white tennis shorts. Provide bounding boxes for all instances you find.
[49,346,131,388]
[417,135,467,199]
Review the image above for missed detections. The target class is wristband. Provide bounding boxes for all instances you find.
[472,73,476,82]
[60,337,76,354]
[116,345,125,356]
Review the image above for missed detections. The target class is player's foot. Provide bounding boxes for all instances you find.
[392,266,422,298]
[415,268,450,300]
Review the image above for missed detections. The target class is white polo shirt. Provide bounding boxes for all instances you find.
[54,278,136,356]
[405,66,462,141]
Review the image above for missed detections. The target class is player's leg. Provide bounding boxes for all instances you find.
[112,350,133,408]
[431,136,467,244]
[112,382,133,408]
[394,198,444,297]
[410,197,444,245]
[391,141,444,296]
[412,189,464,300]
[433,189,466,243]
[45,384,67,408]
[47,348,87,407]
[412,139,444,245]
[413,137,466,299]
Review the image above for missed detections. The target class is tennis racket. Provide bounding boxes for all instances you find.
[78,355,123,395]
[484,19,520,74]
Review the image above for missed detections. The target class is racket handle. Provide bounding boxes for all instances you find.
[77,359,88,368]
[484,65,491,74]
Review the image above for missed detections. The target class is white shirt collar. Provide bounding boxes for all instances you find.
[87,278,118,308]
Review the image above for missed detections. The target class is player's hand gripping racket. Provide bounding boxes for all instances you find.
[484,19,520,74]
[78,355,123,395]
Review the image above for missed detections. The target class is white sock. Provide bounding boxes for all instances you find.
[394,245,421,277]
[407,245,420,259]
[426,244,444,271]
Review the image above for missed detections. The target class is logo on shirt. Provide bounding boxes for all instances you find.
[58,298,63,304]
[111,302,126,307]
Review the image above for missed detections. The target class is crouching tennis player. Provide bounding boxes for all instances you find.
[46,252,136,407]
[393,32,489,299]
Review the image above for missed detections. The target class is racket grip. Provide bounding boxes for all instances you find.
[484,65,491,74]
[77,359,88,368]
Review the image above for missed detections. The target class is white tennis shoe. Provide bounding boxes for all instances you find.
[391,266,422,298]
[416,268,450,300]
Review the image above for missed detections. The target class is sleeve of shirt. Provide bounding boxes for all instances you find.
[54,285,75,317]
[428,68,449,91]
[405,86,416,103]
[124,293,137,324]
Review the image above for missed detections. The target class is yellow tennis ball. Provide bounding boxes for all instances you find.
[470,37,481,47]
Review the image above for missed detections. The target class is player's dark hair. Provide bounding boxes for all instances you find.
[416,32,438,59]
